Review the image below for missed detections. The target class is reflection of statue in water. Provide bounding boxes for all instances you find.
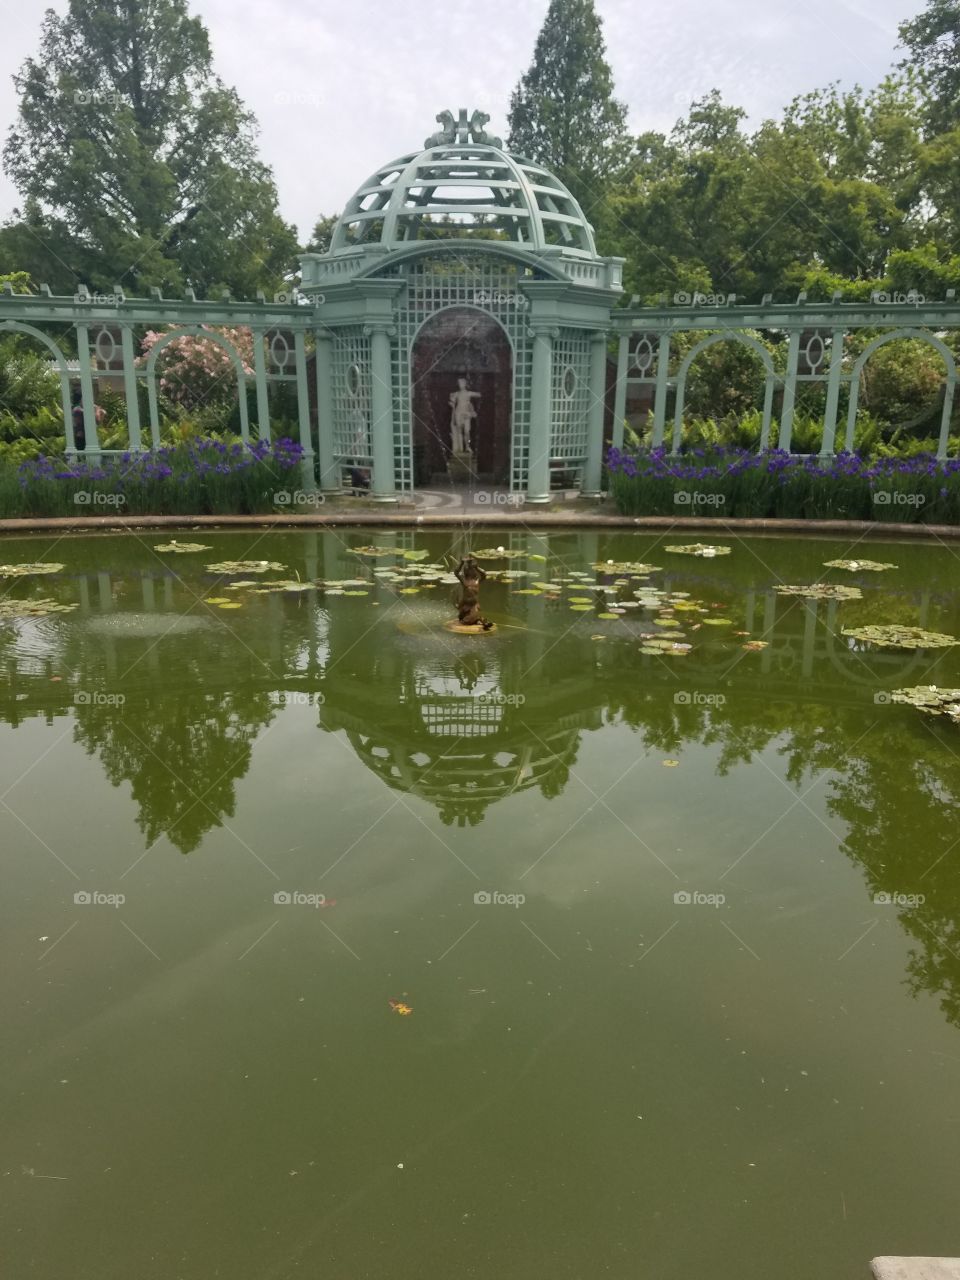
[455,556,493,629]
[449,377,480,454]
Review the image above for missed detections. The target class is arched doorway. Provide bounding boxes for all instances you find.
[411,307,512,485]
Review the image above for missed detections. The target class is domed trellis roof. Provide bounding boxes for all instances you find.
[329,107,599,259]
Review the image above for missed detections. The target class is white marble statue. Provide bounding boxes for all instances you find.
[449,377,480,454]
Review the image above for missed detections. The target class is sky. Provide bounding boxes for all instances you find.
[0,0,923,242]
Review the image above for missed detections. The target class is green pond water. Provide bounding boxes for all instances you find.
[1,528,959,1280]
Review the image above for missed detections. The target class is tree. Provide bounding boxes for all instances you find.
[303,214,339,256]
[3,0,297,298]
[507,0,628,213]
[900,0,960,131]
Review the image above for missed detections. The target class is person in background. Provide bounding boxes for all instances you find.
[71,390,86,451]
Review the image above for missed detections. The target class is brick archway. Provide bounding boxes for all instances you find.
[411,307,512,485]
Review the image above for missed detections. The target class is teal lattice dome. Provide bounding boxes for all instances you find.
[329,107,598,258]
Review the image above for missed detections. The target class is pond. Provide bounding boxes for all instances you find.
[1,528,959,1279]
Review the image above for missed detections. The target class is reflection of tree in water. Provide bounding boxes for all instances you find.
[72,688,276,855]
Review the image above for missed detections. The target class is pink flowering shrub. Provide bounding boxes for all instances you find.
[139,325,256,408]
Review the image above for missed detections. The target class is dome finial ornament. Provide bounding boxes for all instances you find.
[424,108,502,149]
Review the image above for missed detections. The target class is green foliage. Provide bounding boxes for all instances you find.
[2,0,297,297]
[507,0,628,209]
[899,0,960,131]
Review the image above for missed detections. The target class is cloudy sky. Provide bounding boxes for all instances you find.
[0,0,921,242]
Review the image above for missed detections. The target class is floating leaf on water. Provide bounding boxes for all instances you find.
[590,634,607,641]
[352,546,395,557]
[664,544,732,557]
[217,602,243,610]
[823,559,897,572]
[470,547,524,560]
[891,686,960,723]
[742,640,769,651]
[639,645,665,655]
[226,580,259,590]
[0,562,65,577]
[597,612,620,620]
[343,590,369,596]
[569,596,593,604]
[0,597,78,618]
[702,617,733,626]
[569,604,593,611]
[529,554,547,562]
[401,550,429,561]
[399,588,420,595]
[153,542,211,554]
[591,561,660,574]
[206,560,286,574]
[655,618,681,628]
[204,597,231,605]
[841,624,959,650]
[512,588,542,595]
[776,584,862,601]
[662,759,680,767]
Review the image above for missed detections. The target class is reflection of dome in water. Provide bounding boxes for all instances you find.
[330,110,598,258]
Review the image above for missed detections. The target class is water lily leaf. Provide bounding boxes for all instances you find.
[591,561,660,574]
[529,554,547,562]
[343,590,369,596]
[352,546,395,557]
[0,597,78,618]
[569,604,593,611]
[891,686,960,722]
[0,562,65,577]
[401,550,429,561]
[742,640,769,651]
[217,602,243,609]
[597,612,620,620]
[512,588,542,595]
[206,560,286,574]
[153,543,210,554]
[823,559,896,572]
[655,618,681,628]
[569,596,593,604]
[841,625,959,650]
[470,547,524,559]
[702,617,733,626]
[204,597,231,605]
[664,544,732,557]
[399,588,420,595]
[776,584,862,600]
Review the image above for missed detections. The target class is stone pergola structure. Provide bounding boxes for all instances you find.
[2,108,959,497]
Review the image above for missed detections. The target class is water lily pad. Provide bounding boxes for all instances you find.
[569,596,593,604]
[664,544,732,557]
[597,612,620,620]
[217,602,243,610]
[204,597,231,605]
[776,584,862,600]
[153,542,211,554]
[399,588,420,595]
[0,562,65,577]
[841,624,959,650]
[401,550,430,561]
[470,547,524,560]
[891,686,960,722]
[343,590,369,596]
[742,640,769,651]
[823,559,896,572]
[591,561,660,574]
[0,597,78,618]
[702,617,733,626]
[206,560,286,574]
[569,604,593,611]
[352,546,395,557]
